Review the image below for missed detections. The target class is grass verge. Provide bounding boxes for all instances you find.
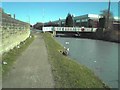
[42,32,109,89]
[2,35,34,75]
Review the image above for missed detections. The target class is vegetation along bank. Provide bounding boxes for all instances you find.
[42,32,110,89]
[2,35,34,75]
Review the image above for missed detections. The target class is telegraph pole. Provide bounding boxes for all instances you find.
[59,17,61,27]
[73,14,75,27]
[107,0,111,30]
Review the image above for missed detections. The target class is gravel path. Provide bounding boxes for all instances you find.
[2,33,54,88]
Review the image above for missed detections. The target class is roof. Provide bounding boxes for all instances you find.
[2,11,29,25]
[114,16,120,21]
[88,14,101,18]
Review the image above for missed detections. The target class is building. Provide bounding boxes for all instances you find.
[49,14,101,28]
[0,8,30,54]
[34,14,119,30]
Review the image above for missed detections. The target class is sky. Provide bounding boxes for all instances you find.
[1,2,119,25]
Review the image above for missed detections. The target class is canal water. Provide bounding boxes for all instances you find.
[55,37,119,88]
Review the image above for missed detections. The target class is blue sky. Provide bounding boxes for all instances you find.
[2,2,118,25]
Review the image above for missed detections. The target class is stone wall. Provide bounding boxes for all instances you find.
[0,10,30,54]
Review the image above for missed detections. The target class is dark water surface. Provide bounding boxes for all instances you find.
[55,37,119,88]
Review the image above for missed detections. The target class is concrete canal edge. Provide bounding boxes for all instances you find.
[42,32,110,89]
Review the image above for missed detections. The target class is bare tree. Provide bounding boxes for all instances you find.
[100,9,114,31]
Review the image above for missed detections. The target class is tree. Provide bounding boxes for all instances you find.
[99,10,115,41]
[65,13,73,27]
[88,19,94,28]
[100,9,114,31]
[99,16,106,28]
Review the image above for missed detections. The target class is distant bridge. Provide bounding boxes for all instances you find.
[42,27,97,36]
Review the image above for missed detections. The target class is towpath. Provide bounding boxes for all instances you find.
[2,33,54,88]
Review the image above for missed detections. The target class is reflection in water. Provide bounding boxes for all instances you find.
[55,37,118,88]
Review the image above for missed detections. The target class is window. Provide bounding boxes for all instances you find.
[81,19,88,22]
[76,20,80,23]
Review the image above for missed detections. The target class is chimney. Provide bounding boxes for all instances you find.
[8,14,11,17]
[14,14,15,19]
[0,8,3,13]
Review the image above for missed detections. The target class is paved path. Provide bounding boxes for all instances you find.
[2,33,54,88]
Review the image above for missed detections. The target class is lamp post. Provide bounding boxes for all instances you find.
[27,15,30,24]
[28,15,30,24]
[26,15,30,30]
[42,8,44,30]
